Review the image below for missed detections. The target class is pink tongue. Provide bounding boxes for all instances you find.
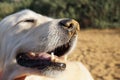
[38,52,51,60]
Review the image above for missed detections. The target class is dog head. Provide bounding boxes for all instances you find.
[0,9,80,79]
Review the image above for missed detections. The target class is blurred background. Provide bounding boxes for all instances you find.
[0,0,120,80]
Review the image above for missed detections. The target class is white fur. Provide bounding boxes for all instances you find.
[0,9,93,80]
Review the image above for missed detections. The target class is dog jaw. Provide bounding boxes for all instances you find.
[14,62,94,80]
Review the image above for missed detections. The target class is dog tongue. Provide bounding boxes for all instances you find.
[29,52,59,61]
[38,52,51,60]
[27,52,51,60]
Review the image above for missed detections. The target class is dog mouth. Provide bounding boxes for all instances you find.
[16,38,74,72]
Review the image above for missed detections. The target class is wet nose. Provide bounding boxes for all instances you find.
[59,19,80,32]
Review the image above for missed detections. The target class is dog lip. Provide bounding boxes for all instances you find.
[16,51,66,71]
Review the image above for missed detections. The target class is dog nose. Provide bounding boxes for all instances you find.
[59,19,80,32]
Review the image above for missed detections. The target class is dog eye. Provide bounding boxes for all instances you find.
[24,19,35,23]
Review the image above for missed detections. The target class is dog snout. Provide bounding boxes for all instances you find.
[59,19,80,32]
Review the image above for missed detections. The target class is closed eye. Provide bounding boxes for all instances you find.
[24,19,36,23]
[14,19,37,28]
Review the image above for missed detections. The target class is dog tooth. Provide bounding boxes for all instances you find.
[51,52,55,61]
[64,55,68,62]
[13,59,17,63]
[29,52,36,57]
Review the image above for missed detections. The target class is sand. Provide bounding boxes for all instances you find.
[69,29,120,80]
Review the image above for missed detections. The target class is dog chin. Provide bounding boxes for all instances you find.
[14,67,64,80]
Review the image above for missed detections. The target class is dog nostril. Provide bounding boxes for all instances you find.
[68,23,74,30]
[59,19,80,31]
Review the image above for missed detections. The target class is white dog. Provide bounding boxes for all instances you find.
[0,9,93,80]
